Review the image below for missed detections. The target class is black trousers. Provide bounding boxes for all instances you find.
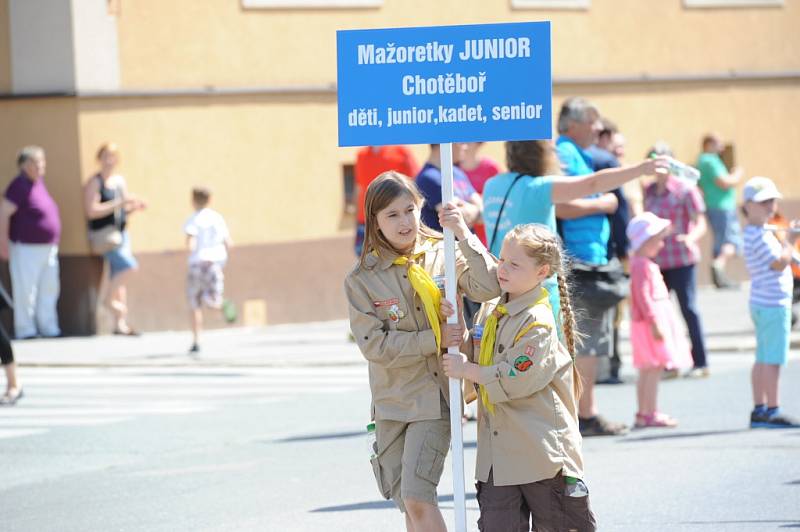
[0,320,13,365]
[661,264,708,368]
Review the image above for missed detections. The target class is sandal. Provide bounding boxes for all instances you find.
[0,388,24,406]
[635,411,678,428]
[113,327,141,337]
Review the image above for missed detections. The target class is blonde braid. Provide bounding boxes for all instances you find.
[556,272,577,358]
[504,224,584,400]
[557,268,583,401]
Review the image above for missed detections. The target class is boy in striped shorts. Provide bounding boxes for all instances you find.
[742,177,800,429]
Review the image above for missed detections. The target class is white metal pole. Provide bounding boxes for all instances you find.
[439,142,467,532]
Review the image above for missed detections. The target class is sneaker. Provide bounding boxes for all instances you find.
[711,264,738,290]
[684,367,710,379]
[661,369,680,380]
[188,343,200,355]
[597,376,624,385]
[222,300,237,324]
[754,409,800,429]
[579,415,629,437]
[750,408,769,428]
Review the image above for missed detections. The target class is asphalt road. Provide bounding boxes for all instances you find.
[1,351,799,532]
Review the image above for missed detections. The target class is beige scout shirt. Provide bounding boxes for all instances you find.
[345,234,500,423]
[465,286,584,487]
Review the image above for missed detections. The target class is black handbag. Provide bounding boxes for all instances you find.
[570,258,629,309]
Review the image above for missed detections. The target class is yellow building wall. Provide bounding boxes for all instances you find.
[115,0,800,89]
[0,0,11,92]
[457,80,800,200]
[77,93,350,254]
[0,98,84,252]
[65,78,798,256]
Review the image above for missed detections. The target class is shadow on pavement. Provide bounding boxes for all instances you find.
[273,430,478,449]
[619,428,750,443]
[679,520,800,528]
[311,493,476,513]
[273,430,364,443]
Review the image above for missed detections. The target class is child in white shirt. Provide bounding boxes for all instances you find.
[184,187,234,353]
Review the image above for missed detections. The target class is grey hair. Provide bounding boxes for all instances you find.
[17,145,45,167]
[647,141,673,158]
[556,97,598,134]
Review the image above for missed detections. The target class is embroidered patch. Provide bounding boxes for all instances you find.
[373,298,399,308]
[386,304,405,322]
[514,355,533,372]
[525,345,534,356]
[472,324,484,346]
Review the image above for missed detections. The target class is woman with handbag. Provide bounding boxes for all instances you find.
[83,143,146,336]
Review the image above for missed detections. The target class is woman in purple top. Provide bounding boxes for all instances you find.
[0,146,61,342]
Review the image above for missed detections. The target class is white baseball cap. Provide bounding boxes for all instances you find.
[626,212,672,253]
[743,176,782,203]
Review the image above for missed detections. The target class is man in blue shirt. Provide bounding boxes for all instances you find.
[415,144,482,232]
[586,118,630,385]
[556,98,628,437]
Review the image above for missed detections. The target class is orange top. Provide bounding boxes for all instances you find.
[355,146,419,223]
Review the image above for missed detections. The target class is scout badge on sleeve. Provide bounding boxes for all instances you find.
[514,355,533,372]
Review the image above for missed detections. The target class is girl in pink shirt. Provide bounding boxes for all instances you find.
[627,212,693,428]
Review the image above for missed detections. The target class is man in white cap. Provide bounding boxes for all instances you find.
[741,176,800,428]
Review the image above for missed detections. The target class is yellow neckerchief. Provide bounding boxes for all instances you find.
[478,288,551,414]
[383,239,442,351]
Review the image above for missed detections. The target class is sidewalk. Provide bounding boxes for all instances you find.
[15,284,800,368]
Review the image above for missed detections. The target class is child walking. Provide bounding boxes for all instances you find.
[627,212,693,428]
[345,171,500,532]
[183,187,234,354]
[442,224,596,532]
[741,177,800,428]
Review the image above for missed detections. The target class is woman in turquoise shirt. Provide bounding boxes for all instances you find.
[483,140,666,322]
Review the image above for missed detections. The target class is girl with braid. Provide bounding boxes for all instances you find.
[443,224,596,532]
[345,171,500,532]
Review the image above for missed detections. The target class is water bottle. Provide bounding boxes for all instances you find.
[666,157,701,184]
[366,422,378,460]
[565,476,589,497]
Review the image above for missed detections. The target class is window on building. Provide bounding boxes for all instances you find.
[683,0,782,7]
[511,0,590,9]
[242,0,381,8]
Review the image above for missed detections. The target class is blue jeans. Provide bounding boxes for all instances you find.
[661,264,708,368]
[706,208,743,258]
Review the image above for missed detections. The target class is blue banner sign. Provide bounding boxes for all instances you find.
[337,21,551,147]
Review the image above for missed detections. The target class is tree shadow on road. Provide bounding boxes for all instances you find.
[310,493,477,513]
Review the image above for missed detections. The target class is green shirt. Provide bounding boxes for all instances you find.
[697,152,736,211]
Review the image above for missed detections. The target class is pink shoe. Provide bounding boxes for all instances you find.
[634,412,678,428]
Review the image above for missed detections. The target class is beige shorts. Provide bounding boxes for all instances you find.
[370,398,450,513]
